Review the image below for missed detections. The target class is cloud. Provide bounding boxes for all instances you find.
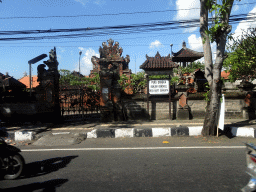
[94,0,105,5]
[176,0,200,20]
[74,0,105,6]
[231,6,256,42]
[149,40,164,49]
[188,34,202,52]
[74,0,88,6]
[175,0,200,32]
[74,48,99,76]
[233,4,239,12]
[231,0,249,12]
[58,47,65,53]
[187,34,216,63]
[169,0,175,6]
[78,47,85,51]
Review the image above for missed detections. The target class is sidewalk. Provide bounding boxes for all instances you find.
[2,118,256,144]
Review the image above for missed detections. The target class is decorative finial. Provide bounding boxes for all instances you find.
[107,38,114,46]
[182,41,186,49]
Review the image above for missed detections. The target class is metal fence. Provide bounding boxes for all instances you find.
[59,87,100,119]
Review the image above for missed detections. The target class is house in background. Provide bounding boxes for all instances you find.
[0,72,26,92]
[19,75,39,89]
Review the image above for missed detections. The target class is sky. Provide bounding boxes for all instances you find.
[0,0,256,80]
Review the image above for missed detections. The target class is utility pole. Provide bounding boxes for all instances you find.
[79,51,82,76]
[135,56,136,74]
[170,44,173,56]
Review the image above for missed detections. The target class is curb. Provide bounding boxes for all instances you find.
[5,131,35,141]
[6,126,256,141]
[87,126,256,139]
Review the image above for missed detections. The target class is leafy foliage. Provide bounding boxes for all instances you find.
[203,0,239,43]
[118,72,146,94]
[173,61,205,75]
[119,61,205,94]
[224,28,256,82]
[59,69,100,90]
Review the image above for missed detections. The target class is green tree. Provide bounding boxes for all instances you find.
[200,0,239,136]
[173,61,205,75]
[59,69,100,90]
[223,27,256,82]
[131,72,147,94]
[118,72,147,94]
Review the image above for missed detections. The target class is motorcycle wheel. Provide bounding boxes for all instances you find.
[3,154,25,180]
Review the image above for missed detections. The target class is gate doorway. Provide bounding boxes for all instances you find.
[59,87,100,121]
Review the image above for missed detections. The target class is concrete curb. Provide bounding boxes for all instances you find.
[86,126,256,139]
[5,131,35,141]
[7,126,256,141]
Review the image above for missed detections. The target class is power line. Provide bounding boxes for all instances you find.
[0,14,255,42]
[0,12,255,37]
[0,2,255,20]
[0,32,193,44]
[0,27,251,45]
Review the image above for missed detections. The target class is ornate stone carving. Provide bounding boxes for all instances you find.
[91,38,130,122]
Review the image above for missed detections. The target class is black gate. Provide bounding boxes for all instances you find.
[59,87,100,121]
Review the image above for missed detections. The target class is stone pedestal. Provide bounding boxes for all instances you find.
[177,93,190,120]
[242,107,256,120]
[177,105,190,120]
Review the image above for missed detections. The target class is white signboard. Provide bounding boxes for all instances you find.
[149,80,169,95]
[218,94,225,131]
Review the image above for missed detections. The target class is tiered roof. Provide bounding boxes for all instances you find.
[140,52,179,70]
[172,42,204,62]
[140,42,204,71]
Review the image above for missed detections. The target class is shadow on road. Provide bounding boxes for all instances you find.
[1,178,68,192]
[20,156,78,179]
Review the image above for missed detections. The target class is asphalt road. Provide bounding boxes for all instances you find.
[0,137,254,192]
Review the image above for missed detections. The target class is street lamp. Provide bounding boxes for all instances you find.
[79,51,82,76]
[170,44,173,56]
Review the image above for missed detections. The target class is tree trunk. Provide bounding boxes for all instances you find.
[200,0,234,136]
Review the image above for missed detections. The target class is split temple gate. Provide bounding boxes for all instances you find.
[91,38,130,122]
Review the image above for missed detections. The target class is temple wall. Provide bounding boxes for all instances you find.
[123,96,250,120]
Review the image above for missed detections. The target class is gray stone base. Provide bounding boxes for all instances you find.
[177,108,190,120]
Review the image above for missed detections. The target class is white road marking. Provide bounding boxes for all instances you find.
[52,132,70,135]
[100,123,203,126]
[51,128,93,130]
[22,146,246,152]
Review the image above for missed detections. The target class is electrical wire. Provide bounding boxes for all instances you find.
[0,13,255,42]
[0,2,255,20]
[0,13,255,36]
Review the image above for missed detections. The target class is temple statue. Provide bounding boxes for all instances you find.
[36,47,61,122]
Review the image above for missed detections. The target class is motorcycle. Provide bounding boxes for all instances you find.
[0,134,25,180]
[241,143,256,192]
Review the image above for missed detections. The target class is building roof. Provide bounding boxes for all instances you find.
[0,72,26,89]
[221,71,230,79]
[172,41,204,62]
[140,52,179,70]
[19,75,39,88]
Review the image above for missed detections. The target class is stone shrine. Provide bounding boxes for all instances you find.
[91,38,130,122]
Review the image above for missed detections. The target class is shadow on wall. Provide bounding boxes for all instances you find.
[122,100,150,120]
